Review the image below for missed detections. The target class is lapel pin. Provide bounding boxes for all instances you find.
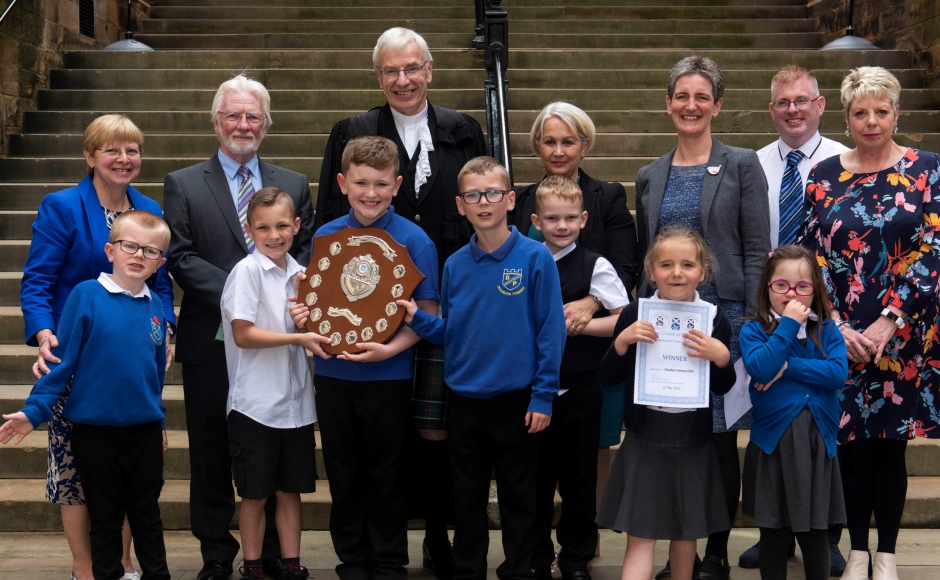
[707,165,721,175]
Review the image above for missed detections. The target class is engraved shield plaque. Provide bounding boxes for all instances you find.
[304,227,426,355]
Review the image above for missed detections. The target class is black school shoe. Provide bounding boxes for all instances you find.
[693,555,730,580]
[197,560,234,580]
[261,557,310,579]
[654,554,702,580]
[422,539,456,580]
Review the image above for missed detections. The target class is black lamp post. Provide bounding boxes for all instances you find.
[105,0,153,51]
[820,0,879,50]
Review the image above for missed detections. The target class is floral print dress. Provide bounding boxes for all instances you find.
[804,148,940,442]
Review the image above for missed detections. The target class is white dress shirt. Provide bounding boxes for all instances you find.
[757,132,849,247]
[221,251,316,429]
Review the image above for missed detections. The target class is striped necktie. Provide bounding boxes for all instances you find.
[236,165,255,252]
[778,149,805,246]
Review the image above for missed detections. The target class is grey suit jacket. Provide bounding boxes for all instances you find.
[164,153,314,365]
[635,138,770,317]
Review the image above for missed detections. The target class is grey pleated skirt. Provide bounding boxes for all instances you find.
[742,408,846,531]
[595,410,730,540]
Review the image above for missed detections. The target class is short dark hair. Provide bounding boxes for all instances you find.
[341,135,400,176]
[246,187,296,224]
[667,56,725,102]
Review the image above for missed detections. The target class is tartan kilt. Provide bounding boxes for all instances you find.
[412,340,447,429]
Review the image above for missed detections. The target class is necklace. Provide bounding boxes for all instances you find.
[852,145,898,178]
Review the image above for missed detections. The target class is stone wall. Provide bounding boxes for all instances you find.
[810,0,940,85]
[0,0,150,155]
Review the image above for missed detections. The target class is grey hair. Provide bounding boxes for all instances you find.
[210,74,273,128]
[529,101,596,156]
[667,56,725,102]
[373,27,432,69]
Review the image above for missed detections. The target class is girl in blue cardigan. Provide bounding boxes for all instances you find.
[739,245,848,580]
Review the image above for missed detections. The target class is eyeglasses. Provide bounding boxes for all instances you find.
[113,240,164,260]
[376,60,429,80]
[95,147,141,158]
[771,96,821,111]
[769,280,815,296]
[219,111,265,126]
[458,189,507,204]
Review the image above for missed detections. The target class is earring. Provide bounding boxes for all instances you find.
[894,125,899,133]
[845,128,851,137]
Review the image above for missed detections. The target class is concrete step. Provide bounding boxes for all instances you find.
[53,66,919,91]
[33,88,940,113]
[60,48,913,71]
[145,6,807,22]
[132,32,825,51]
[153,0,809,6]
[139,18,818,35]
[21,109,939,137]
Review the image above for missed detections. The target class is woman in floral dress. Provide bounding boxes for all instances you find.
[803,66,940,580]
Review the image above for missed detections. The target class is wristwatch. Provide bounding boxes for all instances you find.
[881,308,905,329]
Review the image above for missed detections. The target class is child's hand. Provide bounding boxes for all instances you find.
[754,362,787,391]
[683,329,731,368]
[395,299,418,323]
[289,272,307,302]
[782,300,812,325]
[525,411,551,433]
[0,412,34,445]
[162,429,169,452]
[296,332,333,360]
[614,320,658,355]
[338,342,395,363]
[165,341,174,372]
[289,301,310,330]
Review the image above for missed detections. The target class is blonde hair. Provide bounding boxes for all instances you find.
[457,156,510,192]
[210,74,273,129]
[373,27,431,69]
[83,115,144,174]
[534,175,582,214]
[529,102,595,156]
[840,66,901,111]
[644,226,716,283]
[771,64,819,99]
[109,210,171,250]
[341,135,400,176]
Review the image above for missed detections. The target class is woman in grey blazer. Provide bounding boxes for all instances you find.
[635,56,770,580]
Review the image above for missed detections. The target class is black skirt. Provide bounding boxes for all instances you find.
[742,408,846,531]
[595,409,730,540]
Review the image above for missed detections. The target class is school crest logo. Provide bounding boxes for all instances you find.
[150,315,163,344]
[686,317,696,330]
[671,317,681,331]
[499,268,525,296]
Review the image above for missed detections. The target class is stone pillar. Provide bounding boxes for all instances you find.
[810,0,940,84]
[0,0,150,156]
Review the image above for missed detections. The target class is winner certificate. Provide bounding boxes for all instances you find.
[634,298,715,408]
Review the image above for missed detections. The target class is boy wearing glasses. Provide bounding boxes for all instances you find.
[219,187,320,580]
[1,211,173,579]
[306,135,440,580]
[398,157,566,580]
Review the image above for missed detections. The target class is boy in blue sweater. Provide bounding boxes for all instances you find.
[1,210,172,580]
[399,156,566,580]
[305,135,440,580]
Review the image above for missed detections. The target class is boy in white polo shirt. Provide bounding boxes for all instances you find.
[220,187,326,580]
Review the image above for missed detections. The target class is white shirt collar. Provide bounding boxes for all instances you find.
[548,242,577,262]
[771,309,818,339]
[777,131,823,161]
[248,248,305,277]
[97,272,152,299]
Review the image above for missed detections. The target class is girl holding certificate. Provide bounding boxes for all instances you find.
[596,226,736,580]
[739,245,847,580]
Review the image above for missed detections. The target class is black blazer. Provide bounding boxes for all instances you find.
[635,138,770,316]
[164,154,314,365]
[512,169,639,295]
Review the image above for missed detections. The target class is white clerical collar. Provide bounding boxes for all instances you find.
[97,272,152,299]
[389,102,429,127]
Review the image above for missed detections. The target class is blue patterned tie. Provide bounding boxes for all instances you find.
[236,165,255,253]
[778,149,805,246]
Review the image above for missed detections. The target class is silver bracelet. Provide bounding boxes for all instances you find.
[38,335,50,347]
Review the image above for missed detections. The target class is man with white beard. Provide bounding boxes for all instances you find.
[163,75,314,580]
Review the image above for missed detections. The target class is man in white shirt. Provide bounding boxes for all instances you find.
[745,65,849,575]
[757,64,850,248]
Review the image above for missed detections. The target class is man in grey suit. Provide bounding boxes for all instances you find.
[164,75,314,580]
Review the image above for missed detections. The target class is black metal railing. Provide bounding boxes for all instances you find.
[477,0,512,185]
[0,0,20,26]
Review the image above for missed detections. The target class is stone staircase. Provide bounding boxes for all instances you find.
[1,0,939,532]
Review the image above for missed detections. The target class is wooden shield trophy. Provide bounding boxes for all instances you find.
[302,227,425,355]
